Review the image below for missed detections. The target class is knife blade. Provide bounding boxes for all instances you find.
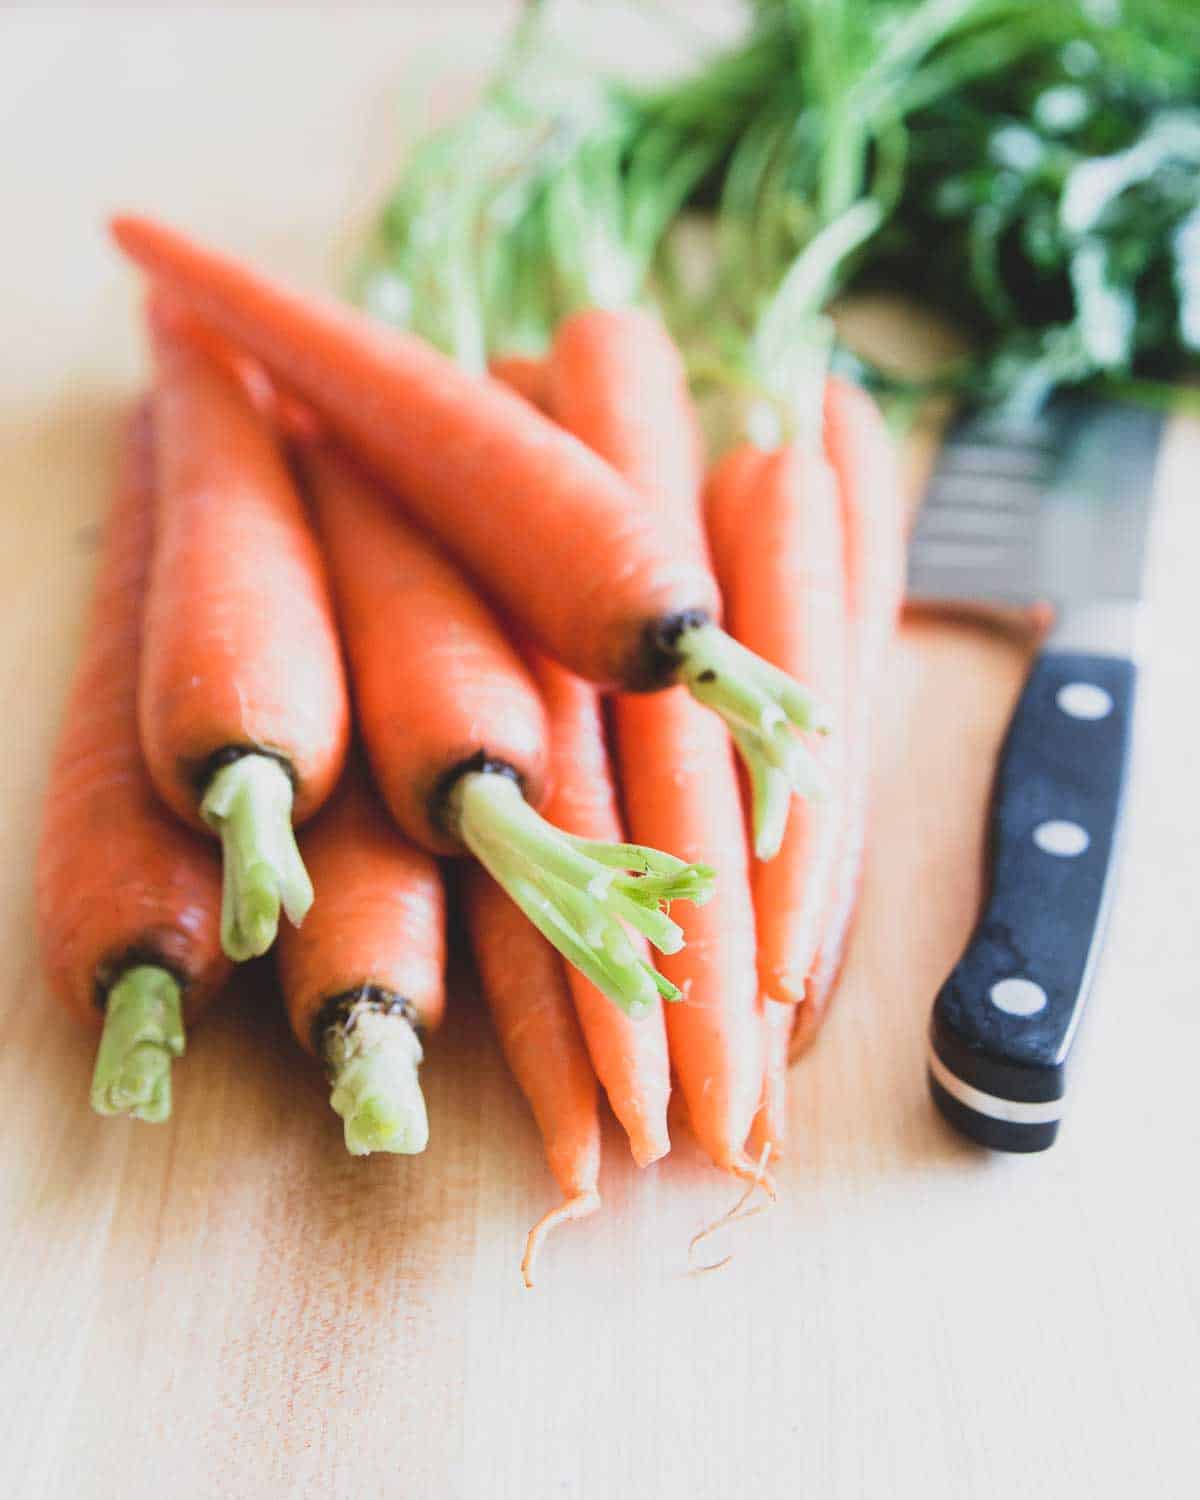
[909,394,1166,1152]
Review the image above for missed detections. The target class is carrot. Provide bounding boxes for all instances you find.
[549,307,766,1179]
[709,444,847,1156]
[492,345,671,1163]
[496,339,673,1164]
[148,284,323,443]
[703,442,770,598]
[547,307,709,566]
[616,692,766,1177]
[141,319,349,962]
[824,378,906,698]
[792,784,869,1058]
[297,439,711,1021]
[463,866,601,1287]
[792,376,906,1055]
[110,215,829,841]
[35,405,230,1121]
[147,286,290,431]
[275,764,445,1156]
[531,650,672,1167]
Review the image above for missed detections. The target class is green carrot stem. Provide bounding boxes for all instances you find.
[450,770,707,1016]
[733,728,794,863]
[90,965,185,1124]
[747,200,884,444]
[511,870,671,1019]
[675,621,830,858]
[601,884,685,955]
[763,200,884,337]
[562,837,713,906]
[200,754,313,962]
[325,1003,428,1156]
[562,836,692,881]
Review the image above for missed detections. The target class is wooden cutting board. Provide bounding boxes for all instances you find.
[2,9,1198,1498]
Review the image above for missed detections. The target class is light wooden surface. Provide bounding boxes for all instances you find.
[3,9,1198,1499]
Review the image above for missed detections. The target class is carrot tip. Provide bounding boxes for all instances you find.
[677,622,831,861]
[200,754,314,962]
[520,1189,601,1289]
[631,1132,671,1169]
[90,965,185,1124]
[326,1005,428,1156]
[452,770,710,1017]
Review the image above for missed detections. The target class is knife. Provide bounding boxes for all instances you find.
[908,394,1166,1152]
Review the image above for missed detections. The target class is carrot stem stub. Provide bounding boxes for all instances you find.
[675,620,832,861]
[200,754,314,961]
[89,965,186,1123]
[322,997,428,1156]
[450,769,713,1018]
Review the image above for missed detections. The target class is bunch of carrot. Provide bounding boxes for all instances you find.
[36,40,904,1280]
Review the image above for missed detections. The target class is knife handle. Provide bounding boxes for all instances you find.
[928,650,1136,1152]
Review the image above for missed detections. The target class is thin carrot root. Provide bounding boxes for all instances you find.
[687,1146,776,1275]
[521,1189,602,1289]
[325,1005,428,1156]
[728,1146,778,1201]
[451,770,713,1018]
[200,754,314,961]
[90,965,186,1123]
[675,621,831,860]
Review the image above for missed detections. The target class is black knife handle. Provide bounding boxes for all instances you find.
[928,650,1136,1152]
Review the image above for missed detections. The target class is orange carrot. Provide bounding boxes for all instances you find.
[700,440,774,871]
[547,307,709,566]
[298,440,711,1020]
[492,345,672,1164]
[531,650,672,1167]
[703,443,770,598]
[708,445,847,1156]
[706,444,788,1155]
[146,286,299,432]
[463,865,601,1287]
[616,692,765,1177]
[110,216,828,830]
[549,307,766,1180]
[793,377,906,1057]
[141,322,349,962]
[825,378,906,691]
[276,764,445,1156]
[114,216,710,687]
[297,440,546,855]
[35,406,230,1121]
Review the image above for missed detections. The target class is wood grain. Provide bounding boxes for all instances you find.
[2,9,1198,1499]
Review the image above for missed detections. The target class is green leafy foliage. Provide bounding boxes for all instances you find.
[667,0,1200,408]
[871,21,1200,403]
[361,7,728,363]
[363,0,1200,410]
